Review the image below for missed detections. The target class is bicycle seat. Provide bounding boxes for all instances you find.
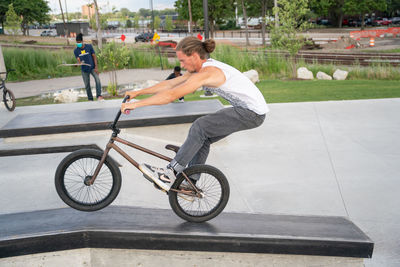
[165,144,180,153]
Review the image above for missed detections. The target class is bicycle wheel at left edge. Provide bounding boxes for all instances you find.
[3,88,16,111]
[55,149,122,212]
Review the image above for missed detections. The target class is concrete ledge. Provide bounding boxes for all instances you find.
[0,206,373,259]
[0,100,224,138]
[0,248,365,267]
[0,144,101,157]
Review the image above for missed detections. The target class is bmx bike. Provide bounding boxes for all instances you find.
[55,96,230,222]
[1,69,16,112]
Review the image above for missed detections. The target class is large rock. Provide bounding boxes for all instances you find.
[316,71,332,80]
[54,89,79,103]
[333,69,349,80]
[243,69,259,83]
[297,67,314,80]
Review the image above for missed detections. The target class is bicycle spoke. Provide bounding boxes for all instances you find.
[63,157,114,205]
[177,171,223,217]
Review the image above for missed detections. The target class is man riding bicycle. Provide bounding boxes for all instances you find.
[121,36,268,191]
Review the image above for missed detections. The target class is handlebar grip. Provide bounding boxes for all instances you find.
[122,95,130,103]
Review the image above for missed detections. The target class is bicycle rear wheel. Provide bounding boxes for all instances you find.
[55,149,121,211]
[3,88,16,111]
[169,165,230,223]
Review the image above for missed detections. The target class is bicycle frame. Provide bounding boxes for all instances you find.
[87,96,200,195]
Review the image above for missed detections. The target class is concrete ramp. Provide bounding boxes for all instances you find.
[0,206,373,259]
[0,100,223,138]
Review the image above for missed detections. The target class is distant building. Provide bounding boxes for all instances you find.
[55,22,89,37]
[82,4,95,19]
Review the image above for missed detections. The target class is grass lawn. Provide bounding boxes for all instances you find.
[15,79,400,107]
[256,79,400,103]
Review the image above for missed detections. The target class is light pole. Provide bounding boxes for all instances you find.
[203,0,209,39]
[150,0,155,33]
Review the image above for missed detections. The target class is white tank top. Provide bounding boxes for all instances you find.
[202,58,269,115]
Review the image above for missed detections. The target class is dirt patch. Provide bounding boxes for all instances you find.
[320,36,363,50]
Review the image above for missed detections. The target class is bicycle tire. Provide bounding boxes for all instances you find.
[169,165,230,223]
[55,149,121,212]
[3,88,16,111]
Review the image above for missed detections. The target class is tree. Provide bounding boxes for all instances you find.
[165,15,174,31]
[175,0,235,36]
[344,0,387,29]
[11,0,50,35]
[241,0,250,47]
[270,0,311,77]
[154,16,161,30]
[134,14,140,30]
[175,0,203,30]
[387,0,400,17]
[89,14,107,30]
[58,0,69,45]
[5,4,22,36]
[246,0,270,46]
[98,41,130,96]
[93,0,103,50]
[120,8,130,18]
[126,19,132,28]
[207,0,236,37]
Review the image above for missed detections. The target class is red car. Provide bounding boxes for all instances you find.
[373,18,392,26]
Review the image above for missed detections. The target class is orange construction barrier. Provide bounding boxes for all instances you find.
[369,37,375,47]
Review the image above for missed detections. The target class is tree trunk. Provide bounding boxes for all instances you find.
[210,20,214,38]
[58,0,69,45]
[93,0,102,50]
[188,0,193,34]
[361,13,365,30]
[274,0,279,27]
[241,0,250,48]
[261,0,266,46]
[338,12,343,28]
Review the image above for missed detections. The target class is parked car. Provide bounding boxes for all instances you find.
[391,17,400,25]
[135,32,154,42]
[373,18,392,26]
[40,30,57,37]
[106,24,118,30]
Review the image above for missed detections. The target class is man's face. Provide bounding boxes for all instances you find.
[176,51,199,73]
[76,41,83,48]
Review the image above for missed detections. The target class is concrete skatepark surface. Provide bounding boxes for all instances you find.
[0,70,399,266]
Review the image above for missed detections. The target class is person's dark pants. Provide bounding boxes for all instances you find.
[82,69,102,101]
[170,107,266,174]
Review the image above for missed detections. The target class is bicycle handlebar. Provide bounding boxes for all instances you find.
[110,95,131,131]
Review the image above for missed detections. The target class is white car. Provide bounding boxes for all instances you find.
[40,30,57,37]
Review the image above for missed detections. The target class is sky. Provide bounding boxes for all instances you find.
[48,0,177,14]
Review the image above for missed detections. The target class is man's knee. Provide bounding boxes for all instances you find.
[189,119,208,140]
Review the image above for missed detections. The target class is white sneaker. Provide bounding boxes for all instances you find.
[139,163,176,191]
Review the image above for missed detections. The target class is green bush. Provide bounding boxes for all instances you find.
[3,47,79,81]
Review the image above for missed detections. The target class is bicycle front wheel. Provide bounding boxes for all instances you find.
[3,88,16,111]
[55,149,121,211]
[169,165,230,223]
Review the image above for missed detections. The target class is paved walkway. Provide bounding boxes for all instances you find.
[0,72,399,266]
[6,68,173,99]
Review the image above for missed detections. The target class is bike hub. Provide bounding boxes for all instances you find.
[84,176,93,186]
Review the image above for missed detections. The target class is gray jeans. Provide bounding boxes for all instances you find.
[171,107,266,172]
[82,69,102,101]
